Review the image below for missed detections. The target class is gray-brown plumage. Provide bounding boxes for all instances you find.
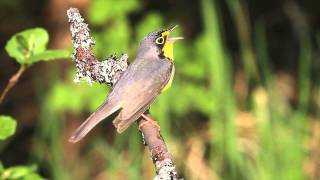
[69,27,181,143]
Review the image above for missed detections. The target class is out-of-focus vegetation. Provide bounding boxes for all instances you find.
[1,0,320,179]
[0,114,42,180]
[0,26,70,179]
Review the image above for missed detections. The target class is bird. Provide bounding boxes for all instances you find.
[69,25,183,143]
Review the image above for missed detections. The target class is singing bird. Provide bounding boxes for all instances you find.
[69,25,183,143]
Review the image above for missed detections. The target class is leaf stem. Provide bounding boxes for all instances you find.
[0,65,27,104]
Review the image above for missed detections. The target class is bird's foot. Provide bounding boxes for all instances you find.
[139,114,160,130]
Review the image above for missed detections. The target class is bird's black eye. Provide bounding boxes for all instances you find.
[155,37,165,45]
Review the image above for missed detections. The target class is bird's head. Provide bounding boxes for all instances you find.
[137,25,183,61]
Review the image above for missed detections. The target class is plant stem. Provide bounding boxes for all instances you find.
[0,66,27,104]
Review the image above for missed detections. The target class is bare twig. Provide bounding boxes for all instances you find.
[0,66,27,104]
[67,8,180,179]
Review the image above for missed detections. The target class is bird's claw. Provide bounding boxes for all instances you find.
[139,114,160,130]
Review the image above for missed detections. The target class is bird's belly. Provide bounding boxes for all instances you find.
[161,65,175,92]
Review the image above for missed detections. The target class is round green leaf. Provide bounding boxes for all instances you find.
[27,49,71,64]
[5,28,49,65]
[0,115,17,140]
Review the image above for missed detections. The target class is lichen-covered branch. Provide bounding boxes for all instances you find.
[67,8,180,179]
[67,8,128,85]
[137,113,179,180]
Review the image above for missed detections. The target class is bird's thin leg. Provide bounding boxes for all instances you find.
[139,114,160,130]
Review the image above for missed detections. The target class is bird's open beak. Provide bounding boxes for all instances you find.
[168,36,184,42]
[167,25,184,42]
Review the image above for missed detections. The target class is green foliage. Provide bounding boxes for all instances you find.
[28,50,70,63]
[5,28,48,63]
[5,27,70,65]
[135,13,164,41]
[89,0,140,25]
[0,164,43,180]
[1,26,70,179]
[200,1,240,178]
[0,162,4,173]
[0,115,43,179]
[93,18,131,57]
[0,115,17,140]
[47,81,108,113]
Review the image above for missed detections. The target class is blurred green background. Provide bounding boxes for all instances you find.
[1,0,320,179]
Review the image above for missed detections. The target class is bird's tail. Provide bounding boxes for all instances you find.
[69,101,121,143]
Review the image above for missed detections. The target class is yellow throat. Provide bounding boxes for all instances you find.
[163,40,174,60]
[161,31,175,60]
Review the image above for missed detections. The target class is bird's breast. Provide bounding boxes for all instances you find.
[161,65,175,92]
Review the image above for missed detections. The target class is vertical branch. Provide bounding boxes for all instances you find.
[67,8,128,86]
[67,8,180,179]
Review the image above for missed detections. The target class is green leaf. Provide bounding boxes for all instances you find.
[0,115,17,140]
[28,49,71,64]
[16,35,29,51]
[23,173,44,180]
[2,166,32,179]
[5,28,49,65]
[1,164,43,180]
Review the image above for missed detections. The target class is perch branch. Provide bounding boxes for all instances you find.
[67,8,180,179]
[137,112,179,179]
[0,66,27,104]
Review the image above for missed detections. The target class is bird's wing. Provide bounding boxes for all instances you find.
[69,57,173,142]
[112,57,173,133]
